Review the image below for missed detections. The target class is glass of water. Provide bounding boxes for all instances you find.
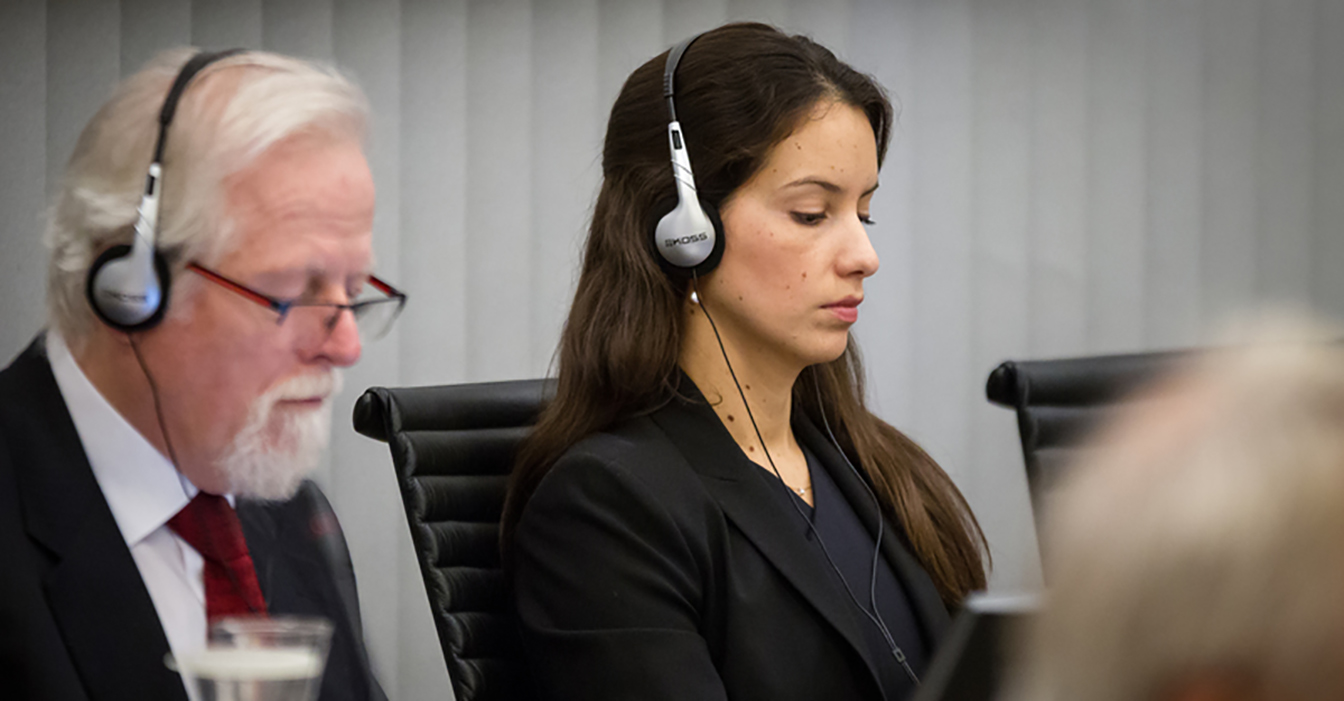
[171,616,333,701]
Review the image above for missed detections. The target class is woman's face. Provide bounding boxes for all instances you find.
[698,100,880,373]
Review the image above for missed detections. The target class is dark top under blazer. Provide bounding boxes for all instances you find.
[513,378,952,701]
[0,337,385,701]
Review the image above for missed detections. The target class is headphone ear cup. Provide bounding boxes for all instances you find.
[85,244,173,332]
[647,194,726,279]
[693,199,725,276]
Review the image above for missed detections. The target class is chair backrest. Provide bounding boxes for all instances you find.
[984,350,1195,516]
[354,379,554,701]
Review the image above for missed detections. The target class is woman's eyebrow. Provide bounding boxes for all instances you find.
[782,177,881,196]
[783,177,842,193]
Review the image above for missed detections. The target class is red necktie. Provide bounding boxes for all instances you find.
[167,493,268,620]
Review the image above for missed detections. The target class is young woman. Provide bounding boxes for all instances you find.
[503,22,988,701]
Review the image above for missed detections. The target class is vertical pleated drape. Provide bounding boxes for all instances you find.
[3,1,1344,697]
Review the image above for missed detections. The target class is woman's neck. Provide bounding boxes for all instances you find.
[679,299,802,465]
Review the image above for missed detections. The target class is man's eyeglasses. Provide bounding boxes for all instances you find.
[186,262,407,344]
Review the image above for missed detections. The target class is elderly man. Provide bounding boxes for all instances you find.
[0,48,399,700]
[1012,330,1344,701]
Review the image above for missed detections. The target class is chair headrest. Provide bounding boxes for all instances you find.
[353,379,556,443]
[985,350,1195,409]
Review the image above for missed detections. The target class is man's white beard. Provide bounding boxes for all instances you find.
[217,370,343,500]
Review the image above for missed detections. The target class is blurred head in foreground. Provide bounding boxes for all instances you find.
[1014,327,1344,701]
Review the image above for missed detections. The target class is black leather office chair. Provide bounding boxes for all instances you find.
[985,350,1195,515]
[354,379,554,701]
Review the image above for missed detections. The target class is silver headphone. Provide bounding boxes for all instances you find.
[86,49,243,332]
[651,33,724,276]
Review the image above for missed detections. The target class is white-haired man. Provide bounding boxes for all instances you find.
[0,48,399,700]
[1012,332,1344,701]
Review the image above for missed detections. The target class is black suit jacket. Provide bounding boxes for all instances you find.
[0,338,385,701]
[513,379,952,701]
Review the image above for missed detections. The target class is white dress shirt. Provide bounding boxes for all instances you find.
[46,331,227,667]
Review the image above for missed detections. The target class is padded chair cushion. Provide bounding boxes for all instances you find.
[355,380,554,701]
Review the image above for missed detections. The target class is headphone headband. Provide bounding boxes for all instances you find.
[650,31,723,276]
[87,47,246,332]
[152,48,245,165]
[662,32,703,122]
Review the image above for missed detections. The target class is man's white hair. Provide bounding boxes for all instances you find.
[1014,325,1344,701]
[45,48,369,350]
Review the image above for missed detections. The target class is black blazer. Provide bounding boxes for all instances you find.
[0,338,385,701]
[513,379,952,701]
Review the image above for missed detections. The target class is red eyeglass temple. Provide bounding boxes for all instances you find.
[368,275,398,296]
[186,263,402,307]
[186,263,276,308]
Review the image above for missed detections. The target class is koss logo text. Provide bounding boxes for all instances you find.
[664,232,709,247]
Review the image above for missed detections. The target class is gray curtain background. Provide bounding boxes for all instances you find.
[3,0,1342,697]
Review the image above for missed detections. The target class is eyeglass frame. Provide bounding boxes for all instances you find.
[185,262,407,339]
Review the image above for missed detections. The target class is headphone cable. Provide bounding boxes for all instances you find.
[813,375,912,681]
[129,334,262,617]
[688,274,918,686]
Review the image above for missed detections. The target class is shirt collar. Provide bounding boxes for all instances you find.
[47,330,203,547]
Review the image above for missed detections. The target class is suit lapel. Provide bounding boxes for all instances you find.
[1,339,187,701]
[237,497,281,607]
[648,385,881,684]
[793,416,953,646]
[239,488,383,701]
[42,514,188,701]
[238,493,332,616]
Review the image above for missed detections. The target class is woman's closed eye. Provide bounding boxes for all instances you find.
[791,211,827,226]
[791,211,877,227]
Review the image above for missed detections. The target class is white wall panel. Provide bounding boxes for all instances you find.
[46,0,119,201]
[1316,0,1344,319]
[0,0,47,366]
[787,0,850,51]
[400,0,469,387]
[726,0,791,27]
[1030,0,1089,357]
[1257,0,1316,306]
[466,0,534,380]
[908,0,975,480]
[1145,0,1204,347]
[122,0,192,72]
[263,0,335,60]
[851,0,916,429]
[1201,0,1260,325]
[191,0,262,49]
[1086,0,1146,351]
[968,0,1039,592]
[596,0,662,111]
[530,0,601,374]
[662,0,728,43]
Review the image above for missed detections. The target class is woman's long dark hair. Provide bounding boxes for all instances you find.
[503,22,988,604]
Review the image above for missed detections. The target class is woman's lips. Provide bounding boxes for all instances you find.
[824,296,862,323]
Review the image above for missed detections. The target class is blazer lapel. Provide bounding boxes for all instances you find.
[238,492,334,617]
[793,416,953,646]
[237,497,281,608]
[649,385,881,684]
[41,514,188,701]
[2,339,187,701]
